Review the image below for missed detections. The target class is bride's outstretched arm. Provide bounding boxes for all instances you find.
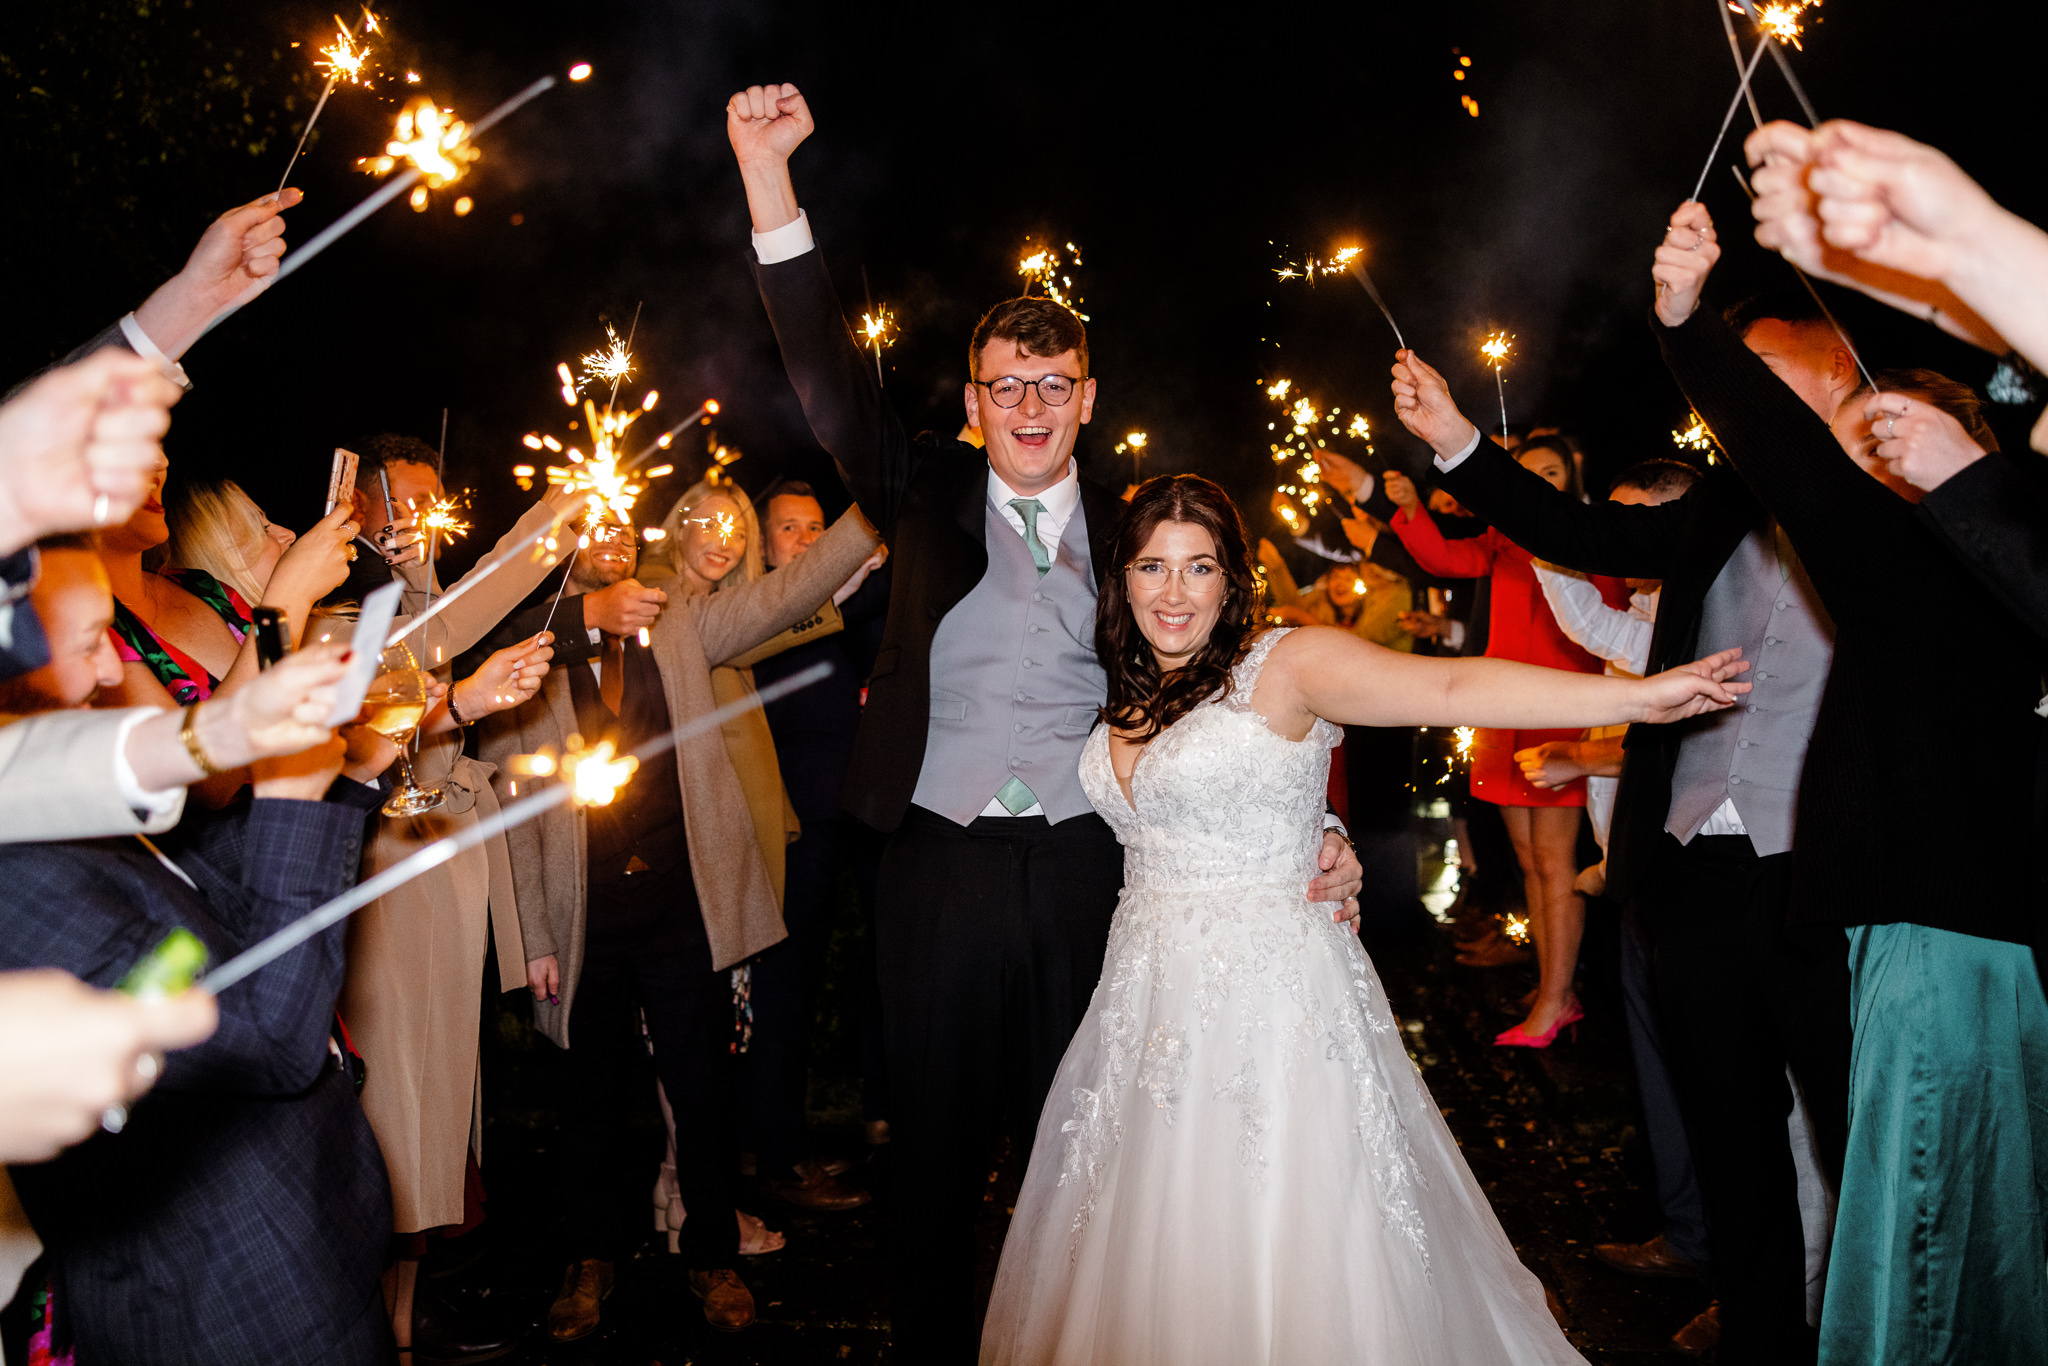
[1262,626,1750,732]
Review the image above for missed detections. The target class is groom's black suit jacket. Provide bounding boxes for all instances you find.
[753,247,1124,833]
[1432,423,1767,906]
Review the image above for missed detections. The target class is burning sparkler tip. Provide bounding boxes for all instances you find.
[568,63,593,81]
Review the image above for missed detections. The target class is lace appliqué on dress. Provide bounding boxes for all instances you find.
[1058,628,1432,1274]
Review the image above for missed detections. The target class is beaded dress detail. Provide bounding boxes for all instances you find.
[981,629,1587,1366]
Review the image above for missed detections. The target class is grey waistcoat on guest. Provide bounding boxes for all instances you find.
[1665,520,1835,857]
[910,498,1106,825]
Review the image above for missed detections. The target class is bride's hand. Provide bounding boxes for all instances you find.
[1633,648,1752,724]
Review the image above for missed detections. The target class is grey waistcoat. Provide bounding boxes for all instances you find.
[1665,521,1835,856]
[910,499,1106,824]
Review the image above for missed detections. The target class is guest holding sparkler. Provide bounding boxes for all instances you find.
[1745,120,2048,635]
[1381,445,1626,1048]
[1391,286,1847,1356]
[331,432,570,1361]
[479,498,878,1338]
[0,527,400,1363]
[1640,200,2048,1366]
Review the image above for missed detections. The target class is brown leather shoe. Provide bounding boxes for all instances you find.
[763,1158,871,1210]
[1671,1300,1721,1356]
[687,1268,755,1332]
[1592,1233,1702,1279]
[546,1258,613,1342]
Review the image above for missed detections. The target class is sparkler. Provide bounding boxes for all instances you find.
[1260,380,1377,538]
[1689,30,1771,205]
[197,662,835,994]
[1673,409,1722,465]
[1017,240,1090,319]
[1345,257,1407,352]
[578,324,635,395]
[858,307,897,385]
[417,490,472,586]
[204,72,564,338]
[1273,245,1361,286]
[1480,332,1512,443]
[277,8,382,193]
[357,95,481,211]
[1732,0,1822,126]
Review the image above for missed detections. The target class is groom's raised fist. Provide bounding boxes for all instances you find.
[727,83,813,165]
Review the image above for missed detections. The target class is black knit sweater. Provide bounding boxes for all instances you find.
[1658,306,2048,943]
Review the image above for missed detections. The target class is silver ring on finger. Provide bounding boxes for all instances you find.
[1886,416,1899,439]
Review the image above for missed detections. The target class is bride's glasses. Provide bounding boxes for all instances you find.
[1125,558,1224,595]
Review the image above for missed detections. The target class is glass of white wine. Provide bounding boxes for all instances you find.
[367,642,443,818]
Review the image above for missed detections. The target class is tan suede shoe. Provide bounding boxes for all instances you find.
[687,1268,756,1332]
[546,1258,613,1342]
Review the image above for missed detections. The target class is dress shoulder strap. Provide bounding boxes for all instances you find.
[1220,627,1292,710]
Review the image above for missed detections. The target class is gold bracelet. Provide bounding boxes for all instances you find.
[179,704,224,777]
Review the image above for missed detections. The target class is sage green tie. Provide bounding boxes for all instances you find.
[1009,498,1052,577]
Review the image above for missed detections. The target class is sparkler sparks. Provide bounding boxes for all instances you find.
[1481,332,1513,442]
[1273,245,1362,286]
[1260,379,1378,537]
[578,325,635,393]
[315,15,376,85]
[1114,431,1149,485]
[418,492,472,543]
[858,307,896,383]
[1751,0,1819,49]
[1017,240,1090,320]
[359,95,480,191]
[1673,410,1721,464]
[519,736,640,808]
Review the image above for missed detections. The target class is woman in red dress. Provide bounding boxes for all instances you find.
[1386,440,1629,1047]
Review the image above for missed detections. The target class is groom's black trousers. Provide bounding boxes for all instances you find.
[875,805,1124,1365]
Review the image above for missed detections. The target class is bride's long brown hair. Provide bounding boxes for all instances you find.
[1097,475,1267,742]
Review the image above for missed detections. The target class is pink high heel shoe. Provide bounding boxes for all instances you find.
[1494,997,1584,1049]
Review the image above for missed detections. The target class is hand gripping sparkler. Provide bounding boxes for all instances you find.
[197,661,834,993]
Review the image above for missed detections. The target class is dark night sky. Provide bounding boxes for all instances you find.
[2,0,2037,582]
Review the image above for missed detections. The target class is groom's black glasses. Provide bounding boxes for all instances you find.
[975,375,1088,408]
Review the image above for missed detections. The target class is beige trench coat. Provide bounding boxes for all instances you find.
[340,494,571,1233]
[478,511,878,1050]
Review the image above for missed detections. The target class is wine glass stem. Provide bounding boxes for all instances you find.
[394,742,420,792]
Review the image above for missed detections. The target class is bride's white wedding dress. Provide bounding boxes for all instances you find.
[980,630,1587,1365]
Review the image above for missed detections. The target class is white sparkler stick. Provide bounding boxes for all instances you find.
[198,661,834,993]
[1691,35,1770,204]
[1345,259,1406,351]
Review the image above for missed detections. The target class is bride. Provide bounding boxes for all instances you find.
[980,475,1750,1365]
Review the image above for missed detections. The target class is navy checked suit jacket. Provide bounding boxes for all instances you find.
[0,786,393,1365]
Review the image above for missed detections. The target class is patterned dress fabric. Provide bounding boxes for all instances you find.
[109,567,252,704]
[982,629,1587,1366]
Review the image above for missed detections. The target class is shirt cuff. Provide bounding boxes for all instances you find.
[112,707,189,820]
[1433,428,1483,472]
[1322,811,1348,836]
[118,313,192,391]
[751,210,815,265]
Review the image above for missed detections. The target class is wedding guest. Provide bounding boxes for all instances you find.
[726,81,1363,1362]
[1650,201,2048,1365]
[481,501,879,1338]
[334,434,570,1362]
[1392,285,1849,1358]
[0,738,393,1365]
[743,478,888,1208]
[1383,442,1627,1047]
[96,461,355,712]
[0,534,394,866]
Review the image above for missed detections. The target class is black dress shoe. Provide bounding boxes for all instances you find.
[410,1283,517,1364]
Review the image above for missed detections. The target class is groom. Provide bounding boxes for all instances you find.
[729,84,1364,1360]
